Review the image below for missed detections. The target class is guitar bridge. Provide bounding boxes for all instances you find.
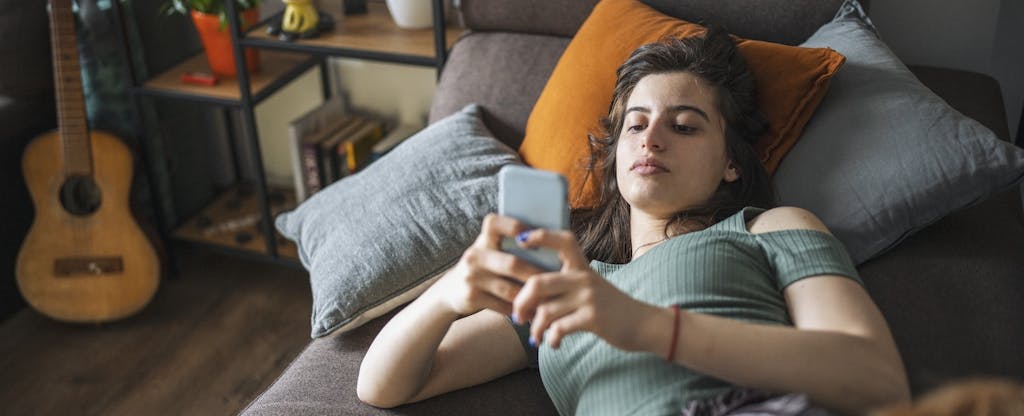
[54,257,124,277]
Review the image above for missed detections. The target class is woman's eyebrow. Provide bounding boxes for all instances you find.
[625,105,710,121]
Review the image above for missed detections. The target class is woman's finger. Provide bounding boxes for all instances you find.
[513,272,579,323]
[466,245,545,283]
[517,228,589,270]
[528,293,583,347]
[477,213,531,249]
[465,269,523,304]
[442,265,515,316]
[544,308,593,349]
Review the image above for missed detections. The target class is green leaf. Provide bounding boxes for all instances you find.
[155,0,261,19]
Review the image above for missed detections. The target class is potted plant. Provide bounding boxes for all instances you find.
[165,0,262,77]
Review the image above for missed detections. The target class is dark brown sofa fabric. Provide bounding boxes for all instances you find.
[861,188,1024,396]
[429,32,568,149]
[460,0,861,46]
[240,309,557,416]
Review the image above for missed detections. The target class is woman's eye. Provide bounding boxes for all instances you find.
[674,124,697,134]
[627,124,646,133]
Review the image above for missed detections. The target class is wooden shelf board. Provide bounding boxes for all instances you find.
[247,2,463,59]
[142,50,311,102]
[173,187,299,260]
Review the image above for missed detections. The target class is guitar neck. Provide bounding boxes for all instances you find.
[49,0,92,177]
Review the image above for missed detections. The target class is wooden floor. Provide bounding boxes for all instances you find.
[0,246,313,416]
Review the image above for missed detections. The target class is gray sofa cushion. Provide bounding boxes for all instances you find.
[275,104,521,338]
[773,14,1024,264]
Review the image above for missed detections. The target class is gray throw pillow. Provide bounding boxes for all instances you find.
[276,104,522,338]
[774,10,1024,264]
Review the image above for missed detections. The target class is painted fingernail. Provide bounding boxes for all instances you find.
[528,337,536,347]
[516,231,530,244]
[511,313,519,324]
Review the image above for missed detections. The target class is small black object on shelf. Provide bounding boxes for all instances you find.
[344,0,368,15]
[235,231,253,244]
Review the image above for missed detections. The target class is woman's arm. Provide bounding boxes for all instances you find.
[631,279,910,415]
[357,283,527,407]
[672,207,909,413]
[357,214,541,408]
[626,207,909,414]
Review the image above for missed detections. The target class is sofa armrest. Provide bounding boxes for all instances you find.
[859,186,1024,396]
[909,65,1011,141]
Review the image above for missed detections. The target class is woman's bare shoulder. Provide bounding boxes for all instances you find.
[745,206,832,235]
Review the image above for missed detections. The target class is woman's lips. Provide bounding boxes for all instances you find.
[630,157,669,175]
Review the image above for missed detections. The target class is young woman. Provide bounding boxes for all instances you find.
[358,28,911,415]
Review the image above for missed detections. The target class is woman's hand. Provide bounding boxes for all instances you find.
[435,214,546,317]
[511,229,658,351]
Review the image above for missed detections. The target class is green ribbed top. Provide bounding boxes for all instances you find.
[510,207,861,415]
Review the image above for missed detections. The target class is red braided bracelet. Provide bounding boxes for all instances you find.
[666,304,680,362]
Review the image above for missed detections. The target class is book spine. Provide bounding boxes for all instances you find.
[301,141,323,196]
[289,128,309,202]
[346,122,384,173]
[339,140,352,178]
[320,144,336,186]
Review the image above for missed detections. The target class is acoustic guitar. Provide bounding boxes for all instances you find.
[16,0,159,323]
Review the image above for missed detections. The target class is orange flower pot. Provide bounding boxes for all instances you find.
[190,9,261,77]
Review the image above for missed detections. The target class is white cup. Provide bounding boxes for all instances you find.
[385,0,434,29]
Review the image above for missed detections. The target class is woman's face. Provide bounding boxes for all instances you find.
[615,71,739,219]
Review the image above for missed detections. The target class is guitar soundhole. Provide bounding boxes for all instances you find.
[60,175,102,216]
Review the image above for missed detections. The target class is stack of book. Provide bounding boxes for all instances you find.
[288,97,420,202]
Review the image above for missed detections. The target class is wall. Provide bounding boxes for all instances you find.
[992,0,1024,142]
[254,69,324,188]
[252,60,435,189]
[328,59,436,127]
[870,0,1024,139]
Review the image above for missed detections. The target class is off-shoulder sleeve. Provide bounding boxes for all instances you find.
[755,229,863,289]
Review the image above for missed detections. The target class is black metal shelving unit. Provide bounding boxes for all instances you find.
[114,0,456,267]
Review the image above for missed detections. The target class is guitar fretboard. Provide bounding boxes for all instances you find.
[49,0,92,177]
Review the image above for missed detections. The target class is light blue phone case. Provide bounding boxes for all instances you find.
[497,165,569,272]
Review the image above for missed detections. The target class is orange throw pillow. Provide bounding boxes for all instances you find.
[520,0,845,208]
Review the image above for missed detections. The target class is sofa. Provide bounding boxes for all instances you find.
[242,1,1024,414]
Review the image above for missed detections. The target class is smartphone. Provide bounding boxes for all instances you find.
[497,165,570,272]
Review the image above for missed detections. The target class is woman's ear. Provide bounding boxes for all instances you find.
[723,161,740,183]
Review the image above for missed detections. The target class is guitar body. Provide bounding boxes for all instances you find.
[17,129,159,323]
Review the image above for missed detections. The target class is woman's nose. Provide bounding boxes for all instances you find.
[639,125,665,151]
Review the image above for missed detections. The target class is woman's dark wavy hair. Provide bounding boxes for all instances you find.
[572,27,776,264]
